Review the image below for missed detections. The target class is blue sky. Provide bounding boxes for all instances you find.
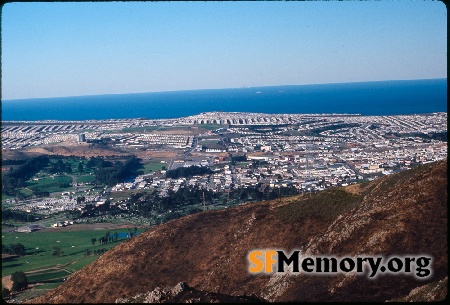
[1,1,447,100]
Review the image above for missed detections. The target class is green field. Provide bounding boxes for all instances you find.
[34,282,63,290]
[142,162,166,174]
[77,175,95,184]
[2,157,107,199]
[25,175,73,193]
[26,270,71,283]
[1,228,144,277]
[17,188,33,197]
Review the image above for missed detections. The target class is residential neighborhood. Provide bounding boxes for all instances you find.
[2,111,446,219]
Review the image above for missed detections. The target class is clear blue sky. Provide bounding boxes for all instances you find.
[1,1,447,100]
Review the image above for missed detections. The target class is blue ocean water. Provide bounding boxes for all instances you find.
[1,79,446,121]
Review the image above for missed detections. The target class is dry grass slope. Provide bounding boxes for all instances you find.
[30,159,447,303]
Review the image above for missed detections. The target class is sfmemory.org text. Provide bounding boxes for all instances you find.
[247,250,432,279]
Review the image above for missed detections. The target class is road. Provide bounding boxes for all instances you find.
[183,135,198,157]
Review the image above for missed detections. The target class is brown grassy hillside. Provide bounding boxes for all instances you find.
[31,159,447,303]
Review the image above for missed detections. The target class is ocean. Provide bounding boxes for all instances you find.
[1,79,446,121]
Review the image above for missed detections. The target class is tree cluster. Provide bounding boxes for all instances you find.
[92,156,143,186]
[52,246,64,257]
[78,162,84,173]
[30,189,50,198]
[2,210,41,222]
[86,156,114,169]
[80,201,123,218]
[229,154,247,165]
[76,196,86,204]
[46,159,72,174]
[2,155,50,195]
[2,243,26,256]
[74,181,298,225]
[2,285,10,299]
[166,165,213,179]
[91,230,134,247]
[1,159,26,166]
[251,160,269,168]
[85,248,107,257]
[11,271,28,292]
[98,232,113,244]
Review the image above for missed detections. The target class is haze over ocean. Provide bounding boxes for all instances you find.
[1,79,446,121]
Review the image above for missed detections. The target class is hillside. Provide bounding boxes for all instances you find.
[31,159,447,303]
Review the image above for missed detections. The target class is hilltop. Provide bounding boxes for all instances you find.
[31,159,447,303]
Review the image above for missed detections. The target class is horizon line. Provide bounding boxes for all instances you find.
[2,77,447,102]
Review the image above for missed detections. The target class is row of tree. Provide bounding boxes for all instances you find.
[85,248,107,257]
[2,243,26,256]
[91,229,138,246]
[166,165,213,179]
[2,210,42,222]
[2,159,26,166]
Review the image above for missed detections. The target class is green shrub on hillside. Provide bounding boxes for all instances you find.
[277,188,362,222]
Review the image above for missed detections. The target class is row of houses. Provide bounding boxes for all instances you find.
[51,220,74,227]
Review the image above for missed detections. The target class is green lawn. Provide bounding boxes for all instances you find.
[1,228,143,277]
[25,175,73,193]
[34,282,63,290]
[77,175,95,183]
[142,162,166,174]
[17,188,33,196]
[26,270,71,283]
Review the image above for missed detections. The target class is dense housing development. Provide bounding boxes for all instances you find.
[1,111,447,218]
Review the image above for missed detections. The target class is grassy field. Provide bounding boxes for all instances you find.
[26,270,71,283]
[142,162,166,174]
[2,157,105,200]
[2,222,144,302]
[1,228,144,277]
[77,175,95,184]
[16,188,34,197]
[34,282,64,290]
[25,175,72,193]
